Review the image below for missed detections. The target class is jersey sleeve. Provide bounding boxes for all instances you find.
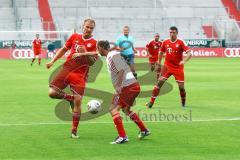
[64,34,75,50]
[146,41,151,49]
[160,40,166,52]
[181,40,190,52]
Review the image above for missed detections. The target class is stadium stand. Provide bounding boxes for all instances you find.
[0,0,15,31]
[48,0,239,46]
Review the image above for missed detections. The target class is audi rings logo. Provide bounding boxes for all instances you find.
[12,49,34,59]
[224,48,240,58]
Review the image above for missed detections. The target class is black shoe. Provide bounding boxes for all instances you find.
[138,129,151,139]
[146,102,153,108]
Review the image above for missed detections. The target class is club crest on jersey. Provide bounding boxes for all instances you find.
[176,44,179,48]
[87,43,92,48]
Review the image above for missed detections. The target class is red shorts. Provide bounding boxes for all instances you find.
[50,57,89,95]
[149,57,158,64]
[112,83,140,108]
[34,49,41,55]
[160,65,184,83]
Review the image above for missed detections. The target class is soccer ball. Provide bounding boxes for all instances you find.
[87,100,102,114]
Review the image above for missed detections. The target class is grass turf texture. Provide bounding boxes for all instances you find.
[0,58,239,160]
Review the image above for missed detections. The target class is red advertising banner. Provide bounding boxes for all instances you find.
[0,48,239,59]
[135,47,225,58]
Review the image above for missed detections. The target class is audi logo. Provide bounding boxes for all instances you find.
[224,48,240,58]
[12,49,34,59]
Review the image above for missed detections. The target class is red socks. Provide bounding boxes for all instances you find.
[150,85,160,104]
[128,111,146,132]
[72,112,80,133]
[112,113,126,137]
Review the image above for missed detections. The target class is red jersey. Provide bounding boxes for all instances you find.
[64,33,97,62]
[146,40,162,58]
[32,39,42,50]
[161,38,190,68]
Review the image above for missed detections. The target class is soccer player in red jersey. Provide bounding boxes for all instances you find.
[46,18,98,138]
[96,40,150,144]
[146,33,162,79]
[146,26,192,108]
[31,34,42,66]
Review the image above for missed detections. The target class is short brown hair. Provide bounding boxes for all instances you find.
[83,17,96,26]
[97,40,110,50]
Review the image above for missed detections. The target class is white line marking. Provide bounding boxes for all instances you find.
[0,117,240,127]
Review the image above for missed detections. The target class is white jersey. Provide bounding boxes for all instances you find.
[106,51,136,90]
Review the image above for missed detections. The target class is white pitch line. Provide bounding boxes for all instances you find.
[0,117,240,127]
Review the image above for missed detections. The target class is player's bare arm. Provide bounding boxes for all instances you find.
[72,51,98,59]
[46,47,68,69]
[179,51,192,65]
[158,51,164,65]
[132,45,138,53]
[146,48,152,58]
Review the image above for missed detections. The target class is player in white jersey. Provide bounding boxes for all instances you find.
[97,40,150,144]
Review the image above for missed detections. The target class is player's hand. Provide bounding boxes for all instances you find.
[87,55,97,66]
[134,49,138,53]
[76,45,86,53]
[179,60,186,65]
[72,53,81,59]
[46,61,54,69]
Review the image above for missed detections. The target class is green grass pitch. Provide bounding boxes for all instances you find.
[0,58,239,160]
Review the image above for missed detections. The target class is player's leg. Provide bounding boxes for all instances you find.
[149,58,155,72]
[37,54,41,65]
[122,106,150,139]
[129,54,137,79]
[71,91,82,139]
[149,63,155,72]
[120,83,150,139]
[68,74,87,139]
[173,69,186,107]
[31,55,36,66]
[147,65,171,108]
[155,62,161,80]
[49,65,76,107]
[177,82,186,107]
[109,96,128,144]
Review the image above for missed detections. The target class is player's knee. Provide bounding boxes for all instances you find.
[48,88,57,99]
[110,106,119,116]
[122,107,130,115]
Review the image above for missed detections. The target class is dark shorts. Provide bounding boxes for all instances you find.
[121,54,135,65]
